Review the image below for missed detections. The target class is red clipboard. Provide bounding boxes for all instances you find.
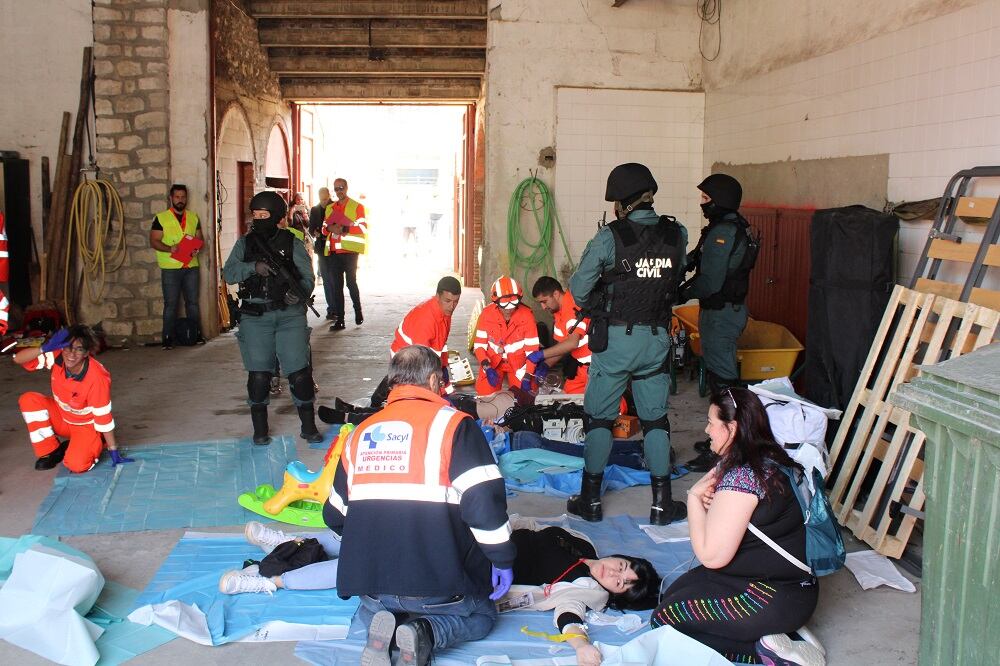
[170,235,203,267]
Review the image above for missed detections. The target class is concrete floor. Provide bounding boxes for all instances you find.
[0,278,920,664]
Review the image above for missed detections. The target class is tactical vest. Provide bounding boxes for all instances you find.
[238,229,298,303]
[697,214,759,310]
[602,215,685,327]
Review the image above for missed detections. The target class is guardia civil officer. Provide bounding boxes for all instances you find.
[223,191,322,446]
[680,174,755,395]
[568,163,688,526]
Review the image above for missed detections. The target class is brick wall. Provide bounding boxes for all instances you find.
[91,0,172,342]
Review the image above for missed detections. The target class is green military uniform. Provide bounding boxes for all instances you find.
[570,208,688,477]
[223,231,314,389]
[684,213,749,388]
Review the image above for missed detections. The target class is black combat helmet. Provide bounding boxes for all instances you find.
[697,174,742,212]
[249,190,288,224]
[605,163,658,203]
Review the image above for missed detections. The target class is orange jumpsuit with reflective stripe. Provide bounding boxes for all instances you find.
[552,291,592,394]
[390,296,452,368]
[472,302,539,395]
[18,350,114,472]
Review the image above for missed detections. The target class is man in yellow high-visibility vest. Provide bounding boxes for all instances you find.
[149,184,205,348]
[322,178,367,331]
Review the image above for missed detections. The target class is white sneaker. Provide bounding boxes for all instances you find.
[756,633,826,666]
[244,520,295,553]
[218,565,278,595]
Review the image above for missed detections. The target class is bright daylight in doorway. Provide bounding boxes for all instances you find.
[299,105,466,293]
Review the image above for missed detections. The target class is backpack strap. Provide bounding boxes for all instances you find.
[747,523,812,575]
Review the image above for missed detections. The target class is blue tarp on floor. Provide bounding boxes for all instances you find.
[32,437,297,536]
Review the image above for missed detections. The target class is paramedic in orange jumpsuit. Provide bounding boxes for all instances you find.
[529,276,592,394]
[472,276,539,395]
[13,325,132,472]
[369,275,463,407]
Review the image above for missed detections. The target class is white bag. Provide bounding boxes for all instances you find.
[0,545,106,666]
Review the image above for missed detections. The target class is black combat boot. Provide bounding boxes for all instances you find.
[297,404,323,443]
[567,471,604,522]
[650,474,687,525]
[251,405,271,446]
[355,306,364,326]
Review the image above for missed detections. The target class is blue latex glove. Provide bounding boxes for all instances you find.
[489,566,514,601]
[485,366,501,388]
[526,350,545,364]
[41,328,72,354]
[520,378,533,392]
[109,449,135,467]
[534,361,549,380]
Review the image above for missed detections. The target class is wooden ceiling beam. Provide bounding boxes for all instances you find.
[280,76,483,101]
[269,49,485,76]
[258,18,486,48]
[248,1,487,20]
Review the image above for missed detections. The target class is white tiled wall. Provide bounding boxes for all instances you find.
[554,88,706,266]
[704,0,1000,285]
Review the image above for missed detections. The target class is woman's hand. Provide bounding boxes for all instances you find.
[688,466,719,511]
[574,642,602,666]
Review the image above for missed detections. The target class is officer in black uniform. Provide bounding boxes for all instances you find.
[222,191,322,446]
[567,163,688,526]
[681,173,755,395]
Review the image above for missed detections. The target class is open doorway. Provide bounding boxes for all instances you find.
[295,104,469,291]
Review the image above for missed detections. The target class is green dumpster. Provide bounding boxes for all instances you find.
[890,342,1000,666]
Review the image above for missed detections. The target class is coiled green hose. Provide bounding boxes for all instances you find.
[506,176,575,288]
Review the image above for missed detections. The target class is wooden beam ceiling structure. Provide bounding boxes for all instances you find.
[248,0,488,102]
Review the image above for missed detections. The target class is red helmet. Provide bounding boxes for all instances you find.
[490,276,523,310]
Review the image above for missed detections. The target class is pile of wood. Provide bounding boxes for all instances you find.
[41,47,93,322]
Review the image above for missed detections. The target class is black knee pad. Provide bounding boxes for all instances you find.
[248,371,272,403]
[640,415,670,436]
[584,416,616,433]
[287,366,316,403]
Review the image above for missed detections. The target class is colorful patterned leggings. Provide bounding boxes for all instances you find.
[650,566,818,663]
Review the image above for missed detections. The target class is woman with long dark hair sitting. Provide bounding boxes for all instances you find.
[499,517,661,666]
[650,388,824,665]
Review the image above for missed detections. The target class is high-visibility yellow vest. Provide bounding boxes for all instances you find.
[154,209,200,269]
[324,199,367,255]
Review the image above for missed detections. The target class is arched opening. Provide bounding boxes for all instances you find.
[216,104,256,263]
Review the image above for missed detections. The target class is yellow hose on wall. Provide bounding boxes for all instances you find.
[64,178,127,322]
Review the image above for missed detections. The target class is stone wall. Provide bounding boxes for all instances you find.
[92,0,173,341]
[213,0,291,196]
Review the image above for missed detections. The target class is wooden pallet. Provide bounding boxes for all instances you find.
[827,285,999,557]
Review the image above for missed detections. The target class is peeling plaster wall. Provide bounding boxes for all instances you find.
[168,1,213,335]
[0,0,93,258]
[212,0,291,210]
[701,0,983,91]
[484,0,703,289]
[704,0,1000,289]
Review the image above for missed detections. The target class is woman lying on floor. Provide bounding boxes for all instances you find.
[650,387,824,666]
[219,517,659,666]
[492,516,660,666]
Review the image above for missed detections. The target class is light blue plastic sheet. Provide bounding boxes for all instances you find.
[131,532,359,646]
[32,437,298,536]
[503,461,687,498]
[294,514,698,665]
[91,581,176,666]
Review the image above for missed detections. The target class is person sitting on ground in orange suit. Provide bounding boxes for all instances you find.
[14,324,132,472]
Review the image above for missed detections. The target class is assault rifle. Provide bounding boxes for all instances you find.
[246,232,320,317]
